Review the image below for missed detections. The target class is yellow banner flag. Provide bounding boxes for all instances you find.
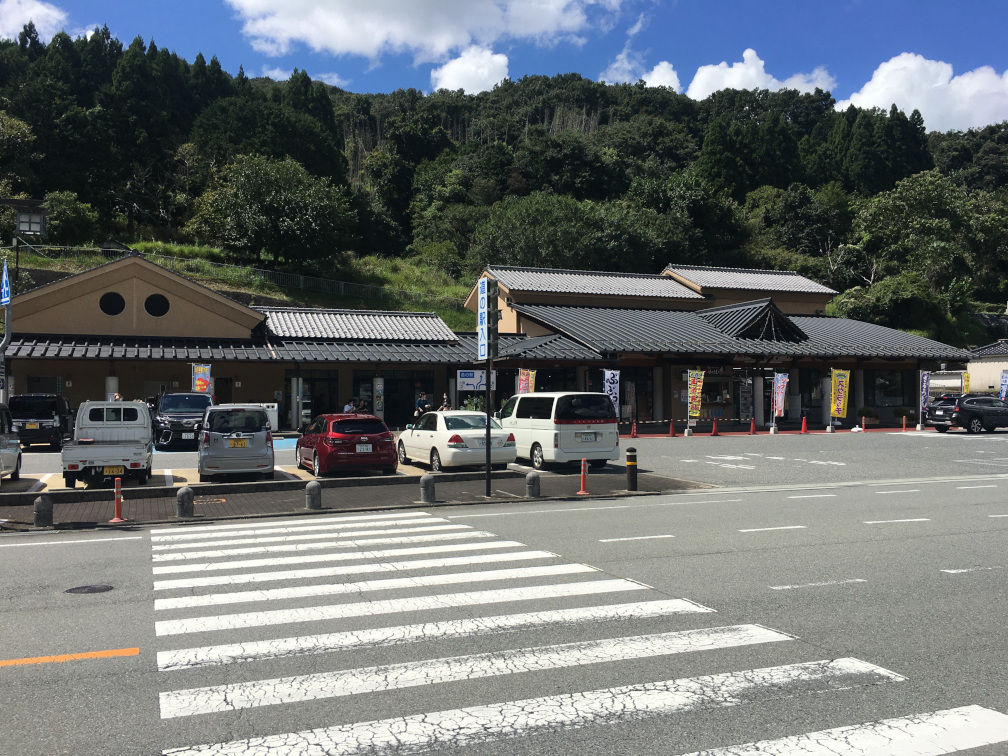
[962,372,970,394]
[830,369,850,418]
[687,370,704,418]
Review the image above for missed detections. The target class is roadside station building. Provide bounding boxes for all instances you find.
[4,255,968,431]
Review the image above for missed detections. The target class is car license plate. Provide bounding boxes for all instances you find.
[103,465,124,475]
[26,422,38,430]
[934,410,944,416]
[580,432,596,442]
[356,443,372,453]
[181,432,195,440]
[229,439,248,448]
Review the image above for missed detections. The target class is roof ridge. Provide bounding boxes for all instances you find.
[256,306,438,317]
[666,263,808,276]
[487,265,669,280]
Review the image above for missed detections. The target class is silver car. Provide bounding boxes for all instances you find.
[198,404,274,482]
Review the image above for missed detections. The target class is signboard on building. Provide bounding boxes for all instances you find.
[457,370,496,391]
[192,364,211,393]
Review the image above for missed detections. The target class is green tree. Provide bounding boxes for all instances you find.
[42,190,98,244]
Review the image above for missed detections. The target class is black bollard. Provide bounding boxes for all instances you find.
[525,471,540,498]
[305,480,322,510]
[626,447,638,492]
[176,486,195,518]
[420,473,436,504]
[33,494,53,527]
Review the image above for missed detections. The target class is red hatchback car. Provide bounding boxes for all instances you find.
[295,413,398,476]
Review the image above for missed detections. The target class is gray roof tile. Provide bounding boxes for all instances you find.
[259,307,457,342]
[487,266,704,299]
[664,264,837,295]
[970,340,1008,358]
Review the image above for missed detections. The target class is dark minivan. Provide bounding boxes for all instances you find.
[10,393,74,449]
[154,392,215,449]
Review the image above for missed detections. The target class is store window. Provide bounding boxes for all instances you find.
[799,368,824,417]
[864,369,915,408]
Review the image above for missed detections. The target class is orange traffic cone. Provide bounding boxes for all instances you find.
[749,418,756,435]
[669,419,676,437]
[800,416,808,434]
[711,418,719,436]
[577,458,589,495]
[630,420,638,438]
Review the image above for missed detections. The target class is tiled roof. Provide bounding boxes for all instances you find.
[970,340,1008,358]
[259,307,457,342]
[696,298,807,342]
[486,266,704,299]
[511,303,968,360]
[664,264,837,295]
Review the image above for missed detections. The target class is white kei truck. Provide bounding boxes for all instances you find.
[61,401,154,487]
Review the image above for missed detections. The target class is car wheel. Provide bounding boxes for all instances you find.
[398,441,410,464]
[199,473,212,483]
[935,425,948,433]
[11,454,21,481]
[531,443,545,470]
[50,438,62,451]
[295,442,302,469]
[313,452,322,477]
[430,448,443,472]
[64,474,75,488]
[138,469,148,485]
[968,416,983,434]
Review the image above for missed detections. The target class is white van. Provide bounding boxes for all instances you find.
[497,391,619,470]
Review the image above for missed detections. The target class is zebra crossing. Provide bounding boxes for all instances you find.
[149,510,1008,755]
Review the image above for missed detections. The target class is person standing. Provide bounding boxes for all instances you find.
[343,398,355,413]
[415,391,430,417]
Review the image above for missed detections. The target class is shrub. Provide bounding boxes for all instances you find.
[891,406,917,421]
[856,407,878,419]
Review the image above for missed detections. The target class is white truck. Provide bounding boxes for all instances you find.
[61,401,154,487]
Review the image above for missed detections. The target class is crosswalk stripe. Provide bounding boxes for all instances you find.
[154,579,650,636]
[160,658,902,753]
[151,540,527,575]
[150,523,471,551]
[151,530,497,562]
[154,563,598,610]
[149,511,431,536]
[150,516,447,543]
[159,624,792,718]
[156,598,715,671]
[153,550,557,590]
[677,704,1008,755]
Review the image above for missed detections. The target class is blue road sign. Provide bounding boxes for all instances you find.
[0,260,9,306]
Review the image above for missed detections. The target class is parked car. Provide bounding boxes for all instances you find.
[154,392,214,450]
[397,410,516,471]
[0,403,23,481]
[62,401,152,487]
[496,391,619,470]
[9,393,74,449]
[198,404,274,482]
[926,393,1008,433]
[296,413,397,476]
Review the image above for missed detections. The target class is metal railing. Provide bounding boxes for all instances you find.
[1,244,466,312]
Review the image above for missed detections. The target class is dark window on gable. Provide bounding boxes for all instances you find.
[99,292,126,316]
[144,293,170,317]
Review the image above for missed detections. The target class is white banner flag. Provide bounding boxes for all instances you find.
[603,369,620,418]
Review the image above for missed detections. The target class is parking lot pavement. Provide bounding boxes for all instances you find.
[0,465,695,530]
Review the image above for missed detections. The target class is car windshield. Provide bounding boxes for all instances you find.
[444,414,502,430]
[331,419,388,435]
[208,410,267,433]
[555,395,616,421]
[161,394,213,412]
[9,396,58,418]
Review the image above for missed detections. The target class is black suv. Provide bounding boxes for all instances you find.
[926,393,1008,433]
[9,394,74,449]
[153,392,214,449]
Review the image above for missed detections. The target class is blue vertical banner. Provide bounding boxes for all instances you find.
[0,260,10,306]
[476,277,488,361]
[920,371,931,414]
[1000,370,1008,401]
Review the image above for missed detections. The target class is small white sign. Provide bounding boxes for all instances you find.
[457,369,497,391]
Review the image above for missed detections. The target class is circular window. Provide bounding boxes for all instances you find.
[144,293,170,317]
[99,291,126,316]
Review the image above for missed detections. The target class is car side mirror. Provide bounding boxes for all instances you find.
[493,411,501,419]
[406,424,413,430]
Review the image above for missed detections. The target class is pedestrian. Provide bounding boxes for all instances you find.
[438,393,451,411]
[357,397,369,413]
[415,391,430,417]
[343,398,355,413]
[113,392,122,401]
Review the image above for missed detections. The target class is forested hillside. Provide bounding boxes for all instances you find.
[2,23,1007,345]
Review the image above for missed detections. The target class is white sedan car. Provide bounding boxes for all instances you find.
[397,411,517,471]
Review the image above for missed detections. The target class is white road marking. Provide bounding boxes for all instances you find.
[150,523,470,551]
[787,494,836,499]
[0,535,143,548]
[164,469,173,487]
[151,530,496,562]
[957,484,997,489]
[989,514,1008,518]
[451,504,637,518]
[677,705,1008,755]
[274,468,298,480]
[159,624,793,718]
[149,510,431,536]
[770,578,866,590]
[766,456,785,460]
[27,473,51,493]
[599,534,675,543]
[156,598,716,671]
[151,540,526,575]
[154,563,597,610]
[679,459,699,462]
[159,658,903,754]
[874,488,921,494]
[941,565,1006,574]
[154,579,650,636]
[151,516,450,543]
[738,525,807,533]
[153,550,557,590]
[864,518,931,524]
[494,489,522,498]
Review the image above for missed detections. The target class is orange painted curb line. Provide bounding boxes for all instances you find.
[0,646,139,668]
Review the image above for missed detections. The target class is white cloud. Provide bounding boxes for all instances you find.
[685,48,835,100]
[431,46,508,93]
[224,0,615,62]
[261,66,292,81]
[599,12,681,90]
[836,53,1008,132]
[314,72,351,88]
[642,61,680,90]
[599,45,644,84]
[0,0,66,40]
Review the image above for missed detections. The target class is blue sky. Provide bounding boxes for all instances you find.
[3,0,1008,131]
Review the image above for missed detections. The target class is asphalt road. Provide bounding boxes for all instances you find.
[2,434,1008,754]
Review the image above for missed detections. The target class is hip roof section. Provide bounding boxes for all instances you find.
[664,264,838,295]
[259,307,458,342]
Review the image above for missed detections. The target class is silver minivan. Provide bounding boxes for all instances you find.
[497,391,619,470]
[0,403,23,481]
[198,404,275,482]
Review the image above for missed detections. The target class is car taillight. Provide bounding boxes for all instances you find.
[505,432,515,447]
[266,431,273,447]
[447,434,465,448]
[553,432,558,449]
[202,430,209,443]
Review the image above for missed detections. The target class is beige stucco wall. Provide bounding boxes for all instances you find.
[967,358,1008,393]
